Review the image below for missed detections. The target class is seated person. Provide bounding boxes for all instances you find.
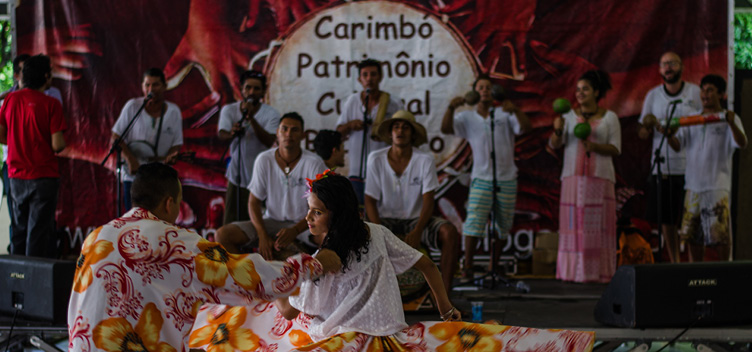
[189,172,596,351]
[215,112,326,259]
[364,110,460,295]
[313,129,345,169]
[68,163,341,351]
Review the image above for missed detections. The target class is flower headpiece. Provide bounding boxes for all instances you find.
[306,168,337,194]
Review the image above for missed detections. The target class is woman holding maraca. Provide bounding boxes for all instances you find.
[549,70,621,283]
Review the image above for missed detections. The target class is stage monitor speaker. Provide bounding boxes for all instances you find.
[0,255,76,323]
[594,261,752,328]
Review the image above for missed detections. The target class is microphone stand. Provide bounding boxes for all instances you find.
[456,102,526,292]
[233,104,251,222]
[359,91,371,180]
[648,100,680,263]
[477,107,511,289]
[101,96,151,217]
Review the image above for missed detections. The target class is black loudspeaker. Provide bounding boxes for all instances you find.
[0,255,76,323]
[594,261,752,328]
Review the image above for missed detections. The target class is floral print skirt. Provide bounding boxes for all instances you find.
[189,302,595,351]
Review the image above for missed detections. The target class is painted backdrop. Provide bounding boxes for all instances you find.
[15,0,728,255]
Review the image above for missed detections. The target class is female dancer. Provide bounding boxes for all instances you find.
[189,170,595,351]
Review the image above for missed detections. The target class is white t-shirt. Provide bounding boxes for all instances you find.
[675,111,745,192]
[639,82,701,175]
[218,102,280,188]
[556,109,621,182]
[336,92,402,178]
[289,222,422,342]
[248,148,326,221]
[112,98,184,181]
[365,147,439,220]
[453,108,522,181]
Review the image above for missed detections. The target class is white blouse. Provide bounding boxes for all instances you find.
[288,222,423,342]
[554,109,621,182]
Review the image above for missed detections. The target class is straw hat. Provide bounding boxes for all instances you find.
[377,110,428,147]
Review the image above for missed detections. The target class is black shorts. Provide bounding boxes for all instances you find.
[645,174,685,225]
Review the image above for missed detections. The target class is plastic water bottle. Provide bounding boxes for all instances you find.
[515,280,530,293]
[471,301,483,323]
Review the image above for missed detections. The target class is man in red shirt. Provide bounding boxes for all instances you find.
[0,54,67,257]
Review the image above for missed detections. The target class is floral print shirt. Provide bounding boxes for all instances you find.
[67,207,323,352]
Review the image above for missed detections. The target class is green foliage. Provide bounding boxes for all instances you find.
[0,20,12,92]
[735,13,752,70]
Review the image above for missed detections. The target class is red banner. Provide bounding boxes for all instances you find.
[15,0,728,254]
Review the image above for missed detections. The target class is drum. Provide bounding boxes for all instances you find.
[396,245,430,303]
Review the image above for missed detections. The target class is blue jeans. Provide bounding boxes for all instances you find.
[348,176,365,218]
[2,162,14,250]
[9,177,59,258]
[123,180,133,213]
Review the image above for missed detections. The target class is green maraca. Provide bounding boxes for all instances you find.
[553,98,572,114]
[574,122,592,157]
[574,122,591,140]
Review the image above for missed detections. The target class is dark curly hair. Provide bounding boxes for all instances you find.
[310,174,369,272]
[579,69,612,102]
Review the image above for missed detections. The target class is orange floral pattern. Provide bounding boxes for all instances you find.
[295,331,359,351]
[429,322,508,352]
[69,208,322,352]
[195,240,261,290]
[189,306,260,352]
[288,329,313,347]
[72,227,114,293]
[92,302,176,352]
[190,303,595,352]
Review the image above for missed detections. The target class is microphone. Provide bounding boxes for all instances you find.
[244,96,260,106]
[491,84,506,101]
[669,99,683,105]
[365,88,372,95]
[463,90,480,105]
[145,92,154,101]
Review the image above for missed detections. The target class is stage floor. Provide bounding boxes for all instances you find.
[2,278,751,351]
[404,277,752,350]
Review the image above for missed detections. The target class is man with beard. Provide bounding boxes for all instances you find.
[638,52,701,263]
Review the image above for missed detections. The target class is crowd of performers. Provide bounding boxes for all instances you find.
[0,51,746,351]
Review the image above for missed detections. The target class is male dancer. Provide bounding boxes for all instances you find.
[68,163,341,351]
